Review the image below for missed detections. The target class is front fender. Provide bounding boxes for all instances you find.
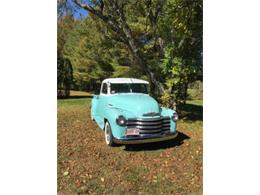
[160,107,177,133]
[103,107,134,138]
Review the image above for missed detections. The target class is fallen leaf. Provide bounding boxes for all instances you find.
[63,171,69,176]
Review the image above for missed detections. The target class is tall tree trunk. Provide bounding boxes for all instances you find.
[120,21,165,95]
[131,49,165,96]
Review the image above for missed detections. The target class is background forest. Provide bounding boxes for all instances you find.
[57,0,202,106]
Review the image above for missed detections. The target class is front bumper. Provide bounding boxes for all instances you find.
[113,131,178,144]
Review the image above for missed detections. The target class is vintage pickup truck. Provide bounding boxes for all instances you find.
[91,78,178,146]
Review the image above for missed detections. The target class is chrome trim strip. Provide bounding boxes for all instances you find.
[142,112,160,117]
[113,132,178,144]
[127,116,170,122]
[162,123,170,126]
[162,127,170,130]
[135,125,163,129]
[127,121,163,125]
[162,119,171,122]
[126,116,171,135]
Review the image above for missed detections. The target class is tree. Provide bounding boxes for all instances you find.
[63,17,115,91]
[57,51,73,98]
[57,15,76,97]
[63,16,149,91]
[159,0,202,105]
[68,0,167,95]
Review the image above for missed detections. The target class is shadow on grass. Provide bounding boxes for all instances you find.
[178,103,203,121]
[124,131,190,151]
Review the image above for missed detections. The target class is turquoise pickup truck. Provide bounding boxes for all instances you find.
[91,78,178,146]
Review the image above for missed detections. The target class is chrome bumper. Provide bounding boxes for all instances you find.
[113,132,178,144]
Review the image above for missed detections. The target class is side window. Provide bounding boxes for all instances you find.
[102,83,107,94]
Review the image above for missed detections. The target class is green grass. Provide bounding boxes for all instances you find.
[187,99,203,106]
[58,98,91,107]
[57,90,93,107]
[58,94,203,194]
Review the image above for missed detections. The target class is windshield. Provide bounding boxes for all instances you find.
[110,83,148,94]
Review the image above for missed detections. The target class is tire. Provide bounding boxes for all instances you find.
[90,106,94,121]
[104,121,115,146]
[91,112,94,121]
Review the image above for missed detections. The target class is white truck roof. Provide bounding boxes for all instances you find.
[102,78,149,84]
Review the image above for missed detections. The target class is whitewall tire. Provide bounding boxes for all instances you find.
[104,121,115,146]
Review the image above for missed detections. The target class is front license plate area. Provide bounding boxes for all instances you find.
[126,128,140,136]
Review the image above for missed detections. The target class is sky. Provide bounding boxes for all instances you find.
[73,7,88,20]
[58,0,89,20]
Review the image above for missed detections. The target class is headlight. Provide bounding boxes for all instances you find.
[116,115,127,126]
[172,112,178,121]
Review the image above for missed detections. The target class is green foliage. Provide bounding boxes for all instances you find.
[187,80,203,100]
[63,18,110,89]
[57,16,76,98]
[159,0,202,105]
[62,15,150,91]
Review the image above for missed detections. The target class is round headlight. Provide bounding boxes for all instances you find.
[116,115,127,126]
[172,112,178,121]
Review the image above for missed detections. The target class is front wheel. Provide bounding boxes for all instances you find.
[104,121,115,146]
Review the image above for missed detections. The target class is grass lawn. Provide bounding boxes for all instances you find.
[58,93,203,194]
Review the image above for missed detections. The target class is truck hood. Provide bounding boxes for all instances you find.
[107,94,160,118]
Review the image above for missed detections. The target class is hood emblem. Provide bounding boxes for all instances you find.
[143,112,160,117]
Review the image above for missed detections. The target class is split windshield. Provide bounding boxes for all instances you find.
[110,83,148,94]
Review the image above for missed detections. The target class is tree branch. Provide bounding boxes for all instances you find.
[73,0,123,34]
[145,0,164,27]
[73,0,95,12]
[100,0,104,13]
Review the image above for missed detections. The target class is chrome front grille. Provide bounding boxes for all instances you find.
[127,117,171,135]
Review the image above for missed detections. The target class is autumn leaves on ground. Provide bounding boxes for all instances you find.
[58,92,203,195]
